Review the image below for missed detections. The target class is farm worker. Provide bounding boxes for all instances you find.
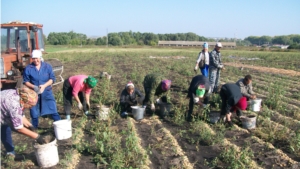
[1,88,54,157]
[194,42,210,77]
[23,49,61,129]
[63,75,98,120]
[220,83,248,127]
[236,75,256,100]
[142,73,172,112]
[209,42,225,93]
[187,75,211,122]
[119,81,145,118]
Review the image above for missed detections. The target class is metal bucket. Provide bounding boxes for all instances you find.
[158,103,172,117]
[240,115,256,129]
[131,106,145,121]
[209,111,221,124]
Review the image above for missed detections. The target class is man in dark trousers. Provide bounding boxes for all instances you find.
[187,75,211,122]
[220,83,248,126]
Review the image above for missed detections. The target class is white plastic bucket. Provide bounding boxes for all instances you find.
[251,99,262,112]
[96,106,110,120]
[34,138,59,168]
[53,119,72,140]
[131,106,145,121]
[240,115,257,129]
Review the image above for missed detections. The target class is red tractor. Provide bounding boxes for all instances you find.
[1,21,63,90]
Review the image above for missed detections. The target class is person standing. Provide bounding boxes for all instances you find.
[63,75,98,120]
[23,50,61,129]
[220,83,247,126]
[187,75,211,122]
[119,81,145,118]
[1,88,52,157]
[236,75,256,100]
[209,42,224,93]
[142,73,171,112]
[194,42,210,77]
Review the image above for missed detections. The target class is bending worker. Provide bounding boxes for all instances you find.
[142,73,172,112]
[23,49,61,129]
[187,75,211,122]
[63,75,98,119]
[120,81,145,118]
[236,75,256,100]
[220,83,247,127]
[1,88,52,157]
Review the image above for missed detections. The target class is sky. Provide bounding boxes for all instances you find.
[1,0,300,39]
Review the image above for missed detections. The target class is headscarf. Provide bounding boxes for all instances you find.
[17,87,38,109]
[84,76,98,88]
[203,42,208,49]
[161,80,171,91]
[196,85,206,98]
[126,81,134,89]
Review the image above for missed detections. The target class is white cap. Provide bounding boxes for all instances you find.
[216,42,222,48]
[32,50,42,58]
[126,81,134,88]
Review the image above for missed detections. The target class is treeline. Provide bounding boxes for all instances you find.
[46,31,300,48]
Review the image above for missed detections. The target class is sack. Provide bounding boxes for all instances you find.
[198,52,205,68]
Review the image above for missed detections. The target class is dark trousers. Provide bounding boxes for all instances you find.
[142,87,150,105]
[187,96,209,120]
[1,125,14,153]
[63,78,87,115]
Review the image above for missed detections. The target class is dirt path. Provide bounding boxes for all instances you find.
[224,62,300,77]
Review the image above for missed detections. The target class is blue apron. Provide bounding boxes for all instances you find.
[23,62,57,117]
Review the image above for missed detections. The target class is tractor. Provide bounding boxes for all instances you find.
[1,21,64,90]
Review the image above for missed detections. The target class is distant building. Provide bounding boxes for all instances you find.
[158,41,236,48]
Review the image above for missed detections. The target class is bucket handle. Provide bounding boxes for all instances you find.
[53,125,73,131]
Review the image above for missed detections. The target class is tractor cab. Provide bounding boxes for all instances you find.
[1,21,63,89]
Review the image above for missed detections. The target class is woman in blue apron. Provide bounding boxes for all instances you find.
[23,50,61,129]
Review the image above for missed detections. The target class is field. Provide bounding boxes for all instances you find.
[1,46,300,169]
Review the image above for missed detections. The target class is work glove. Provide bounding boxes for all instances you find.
[84,111,89,115]
[151,103,155,111]
[35,134,48,144]
[156,98,161,104]
[77,102,83,110]
[219,65,224,69]
[33,85,40,94]
[66,115,71,120]
[142,105,147,108]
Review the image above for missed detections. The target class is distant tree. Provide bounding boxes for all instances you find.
[185,32,198,41]
[108,33,122,46]
[259,36,272,45]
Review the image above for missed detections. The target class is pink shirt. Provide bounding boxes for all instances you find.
[68,75,92,96]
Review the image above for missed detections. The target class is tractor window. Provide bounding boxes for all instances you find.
[1,27,29,53]
[30,28,44,50]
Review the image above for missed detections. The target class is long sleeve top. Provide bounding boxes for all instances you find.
[221,83,243,114]
[120,88,144,105]
[236,78,255,98]
[196,50,209,65]
[143,73,169,104]
[23,62,56,91]
[69,75,92,96]
[188,75,210,98]
[209,49,223,69]
[0,89,24,129]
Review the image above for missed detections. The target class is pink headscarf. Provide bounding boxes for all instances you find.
[161,80,171,91]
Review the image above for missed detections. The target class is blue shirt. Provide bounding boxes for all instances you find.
[23,62,56,90]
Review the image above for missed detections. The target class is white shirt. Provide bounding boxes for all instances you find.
[196,51,209,65]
